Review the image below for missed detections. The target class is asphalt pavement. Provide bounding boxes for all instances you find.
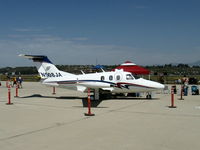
[0,82,200,150]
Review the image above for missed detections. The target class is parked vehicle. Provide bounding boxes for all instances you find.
[191,85,199,95]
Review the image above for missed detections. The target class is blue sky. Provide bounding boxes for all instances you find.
[0,0,200,67]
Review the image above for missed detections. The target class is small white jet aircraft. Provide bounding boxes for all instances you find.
[20,54,164,100]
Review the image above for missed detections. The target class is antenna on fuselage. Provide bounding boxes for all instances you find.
[100,68,105,72]
[81,70,85,74]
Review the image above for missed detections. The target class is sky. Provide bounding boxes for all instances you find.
[0,0,200,67]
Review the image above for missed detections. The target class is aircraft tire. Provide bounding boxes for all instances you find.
[146,94,152,99]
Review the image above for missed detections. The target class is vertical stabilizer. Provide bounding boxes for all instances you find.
[19,54,74,79]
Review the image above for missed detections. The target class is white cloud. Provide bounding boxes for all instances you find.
[13,28,43,32]
[0,35,137,66]
[71,37,89,41]
[0,34,199,67]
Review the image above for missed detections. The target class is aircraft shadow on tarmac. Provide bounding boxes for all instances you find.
[19,94,83,99]
[19,94,159,108]
[19,94,102,107]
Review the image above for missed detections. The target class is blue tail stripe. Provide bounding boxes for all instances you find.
[24,55,52,64]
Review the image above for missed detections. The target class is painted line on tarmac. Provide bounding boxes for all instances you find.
[115,110,200,118]
[0,116,91,142]
[195,106,200,109]
[14,101,77,110]
[0,101,152,141]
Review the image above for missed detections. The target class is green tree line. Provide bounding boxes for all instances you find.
[0,64,200,76]
[0,64,200,83]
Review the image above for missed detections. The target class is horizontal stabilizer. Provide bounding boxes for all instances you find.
[19,54,52,64]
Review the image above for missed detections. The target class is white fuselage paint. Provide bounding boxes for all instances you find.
[19,54,164,94]
[43,69,164,93]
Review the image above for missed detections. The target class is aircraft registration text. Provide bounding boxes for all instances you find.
[40,72,62,78]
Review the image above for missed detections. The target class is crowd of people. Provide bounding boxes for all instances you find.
[5,76,23,88]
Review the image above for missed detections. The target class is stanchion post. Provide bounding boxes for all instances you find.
[6,87,13,105]
[169,86,176,108]
[15,86,19,97]
[179,85,184,100]
[84,88,95,116]
[6,80,9,88]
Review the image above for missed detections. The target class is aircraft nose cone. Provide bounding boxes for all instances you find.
[157,83,165,89]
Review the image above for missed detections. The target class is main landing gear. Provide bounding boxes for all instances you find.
[89,89,100,101]
[146,93,152,99]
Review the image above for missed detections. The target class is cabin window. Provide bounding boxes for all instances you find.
[101,76,105,81]
[126,74,134,80]
[109,75,113,81]
[116,75,121,80]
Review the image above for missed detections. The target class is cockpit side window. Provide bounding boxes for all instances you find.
[126,74,134,80]
[132,74,140,79]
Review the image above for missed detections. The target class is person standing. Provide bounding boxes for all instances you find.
[18,76,23,88]
[12,76,17,87]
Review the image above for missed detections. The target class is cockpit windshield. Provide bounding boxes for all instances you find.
[132,74,140,79]
[126,74,134,80]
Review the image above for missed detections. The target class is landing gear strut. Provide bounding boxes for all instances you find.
[94,89,100,100]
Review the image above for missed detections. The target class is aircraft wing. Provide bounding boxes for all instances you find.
[77,86,87,92]
[102,87,115,92]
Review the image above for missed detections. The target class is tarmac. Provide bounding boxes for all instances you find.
[0,81,200,150]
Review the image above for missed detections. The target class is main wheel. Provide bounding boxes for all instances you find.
[146,94,152,99]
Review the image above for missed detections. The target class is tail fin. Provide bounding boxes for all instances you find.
[19,54,74,79]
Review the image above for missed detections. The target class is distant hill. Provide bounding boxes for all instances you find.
[189,60,200,66]
[170,60,200,67]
